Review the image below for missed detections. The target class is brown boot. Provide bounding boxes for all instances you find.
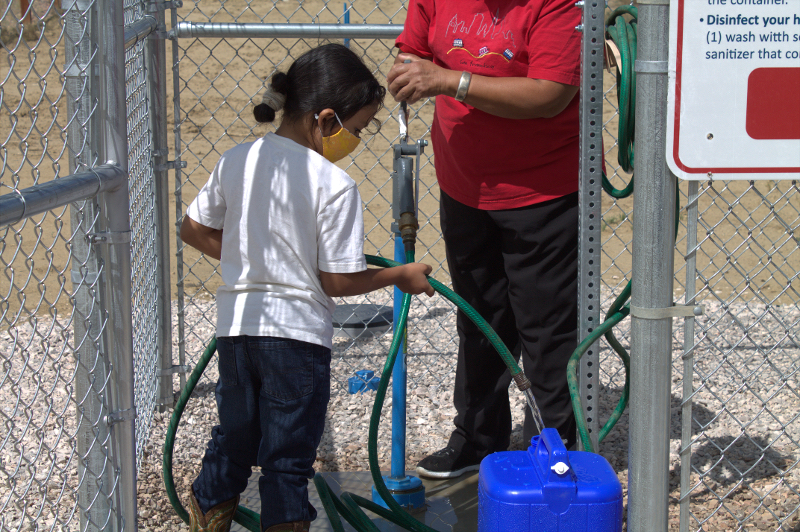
[263,521,311,532]
[188,487,239,532]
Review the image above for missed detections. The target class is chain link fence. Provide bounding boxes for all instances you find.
[676,179,800,530]
[0,0,798,529]
[170,2,799,529]
[599,16,799,532]
[597,4,799,528]
[1,0,162,529]
[1,0,113,529]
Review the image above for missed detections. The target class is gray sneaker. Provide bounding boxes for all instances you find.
[415,446,481,479]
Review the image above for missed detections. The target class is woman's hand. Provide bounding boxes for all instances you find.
[387,53,459,104]
[387,51,578,119]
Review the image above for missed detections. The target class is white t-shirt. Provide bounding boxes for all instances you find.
[186,132,367,349]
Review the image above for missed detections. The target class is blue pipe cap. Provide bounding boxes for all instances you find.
[372,475,426,511]
[347,370,375,394]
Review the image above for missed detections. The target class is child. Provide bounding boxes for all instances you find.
[180,43,434,532]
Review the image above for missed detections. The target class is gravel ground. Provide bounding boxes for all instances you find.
[1,292,798,531]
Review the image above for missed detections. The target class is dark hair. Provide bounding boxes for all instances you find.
[254,43,385,134]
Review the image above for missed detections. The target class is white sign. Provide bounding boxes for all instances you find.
[667,0,800,180]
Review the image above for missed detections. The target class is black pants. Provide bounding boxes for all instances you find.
[440,190,578,458]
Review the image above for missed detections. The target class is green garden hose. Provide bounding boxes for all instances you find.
[163,252,534,532]
[565,4,639,455]
[606,5,638,177]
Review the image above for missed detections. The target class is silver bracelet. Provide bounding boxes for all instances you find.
[454,71,471,102]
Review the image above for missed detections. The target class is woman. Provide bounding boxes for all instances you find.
[387,0,582,479]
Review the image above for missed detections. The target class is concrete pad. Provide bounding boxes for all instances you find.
[233,470,479,532]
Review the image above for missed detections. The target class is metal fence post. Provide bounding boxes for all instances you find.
[98,0,137,529]
[577,0,605,452]
[171,3,188,394]
[679,180,699,532]
[628,2,674,531]
[146,0,175,412]
[64,0,116,529]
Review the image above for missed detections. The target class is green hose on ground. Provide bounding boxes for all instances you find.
[163,252,531,532]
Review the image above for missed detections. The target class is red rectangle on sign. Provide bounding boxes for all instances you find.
[746,68,800,140]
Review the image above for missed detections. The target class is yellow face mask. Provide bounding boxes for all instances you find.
[316,112,361,163]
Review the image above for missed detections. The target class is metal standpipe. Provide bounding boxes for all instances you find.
[628,2,674,531]
[98,0,137,529]
[371,132,427,512]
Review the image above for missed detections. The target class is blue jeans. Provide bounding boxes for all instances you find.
[192,336,331,529]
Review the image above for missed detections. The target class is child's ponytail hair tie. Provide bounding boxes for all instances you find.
[260,85,286,111]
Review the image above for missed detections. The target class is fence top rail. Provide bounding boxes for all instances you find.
[0,164,127,228]
[124,15,158,50]
[171,22,404,40]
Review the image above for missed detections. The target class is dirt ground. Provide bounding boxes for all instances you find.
[1,0,798,321]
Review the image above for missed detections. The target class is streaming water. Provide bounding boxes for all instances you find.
[524,388,546,436]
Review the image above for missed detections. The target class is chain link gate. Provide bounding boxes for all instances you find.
[0,0,169,529]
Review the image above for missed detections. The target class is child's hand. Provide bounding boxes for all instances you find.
[319,263,434,298]
[397,263,434,297]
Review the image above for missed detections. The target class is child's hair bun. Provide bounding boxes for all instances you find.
[253,102,276,124]
[253,72,290,124]
[253,44,385,130]
[270,72,289,95]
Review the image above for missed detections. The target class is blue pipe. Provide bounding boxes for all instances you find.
[391,234,407,479]
[343,3,350,48]
[372,234,423,511]
[371,104,425,513]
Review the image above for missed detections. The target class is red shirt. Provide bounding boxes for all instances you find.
[396,0,582,210]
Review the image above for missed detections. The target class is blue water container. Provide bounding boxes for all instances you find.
[478,428,623,532]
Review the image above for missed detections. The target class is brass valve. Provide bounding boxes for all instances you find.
[398,212,418,252]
